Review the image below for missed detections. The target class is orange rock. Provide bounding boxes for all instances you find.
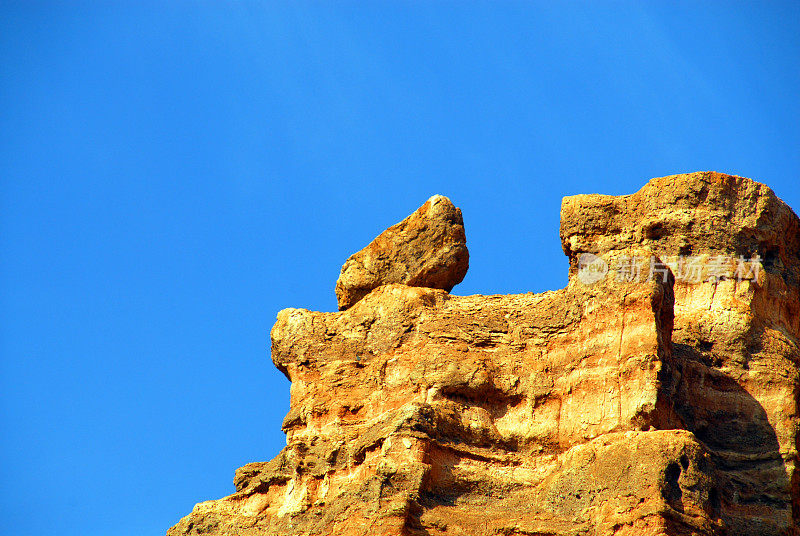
[334,195,468,310]
[561,172,800,534]
[168,172,799,536]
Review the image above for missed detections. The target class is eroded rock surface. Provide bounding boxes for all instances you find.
[561,172,800,535]
[168,172,799,536]
[335,195,468,310]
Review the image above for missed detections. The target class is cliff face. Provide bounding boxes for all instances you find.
[168,172,800,536]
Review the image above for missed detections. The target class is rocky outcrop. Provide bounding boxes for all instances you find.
[561,172,800,535]
[335,195,468,310]
[168,172,799,536]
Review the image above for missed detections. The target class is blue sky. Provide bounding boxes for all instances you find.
[1,2,798,535]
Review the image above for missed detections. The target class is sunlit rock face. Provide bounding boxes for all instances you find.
[334,194,468,311]
[561,172,800,535]
[168,172,799,536]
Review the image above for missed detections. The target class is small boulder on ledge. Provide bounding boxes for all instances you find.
[334,194,469,310]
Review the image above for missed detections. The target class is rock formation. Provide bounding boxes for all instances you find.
[168,172,799,536]
[335,194,468,311]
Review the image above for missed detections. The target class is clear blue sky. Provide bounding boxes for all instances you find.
[1,2,798,535]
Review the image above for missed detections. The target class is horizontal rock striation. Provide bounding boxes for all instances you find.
[561,172,800,535]
[168,172,799,536]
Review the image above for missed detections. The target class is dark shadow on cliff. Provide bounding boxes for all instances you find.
[672,342,794,536]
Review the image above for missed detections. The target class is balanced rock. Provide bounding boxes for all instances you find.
[168,172,800,536]
[334,194,468,310]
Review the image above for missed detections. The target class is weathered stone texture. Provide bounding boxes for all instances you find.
[168,172,800,536]
[335,194,468,311]
[561,171,800,535]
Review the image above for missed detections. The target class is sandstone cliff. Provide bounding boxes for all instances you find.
[168,172,799,536]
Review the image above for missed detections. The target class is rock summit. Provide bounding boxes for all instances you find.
[169,172,799,536]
